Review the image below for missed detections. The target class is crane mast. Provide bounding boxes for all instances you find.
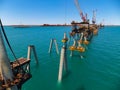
[92,10,96,24]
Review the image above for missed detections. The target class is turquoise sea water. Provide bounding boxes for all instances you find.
[3,26,120,90]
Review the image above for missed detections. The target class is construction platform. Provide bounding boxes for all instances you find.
[11,58,30,69]
[0,58,32,90]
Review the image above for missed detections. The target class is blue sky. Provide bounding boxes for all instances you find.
[0,0,120,25]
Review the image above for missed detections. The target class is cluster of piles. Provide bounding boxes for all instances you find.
[69,21,98,53]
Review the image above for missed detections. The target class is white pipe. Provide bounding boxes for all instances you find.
[80,32,83,40]
[26,63,30,73]
[63,33,67,39]
[71,33,76,57]
[27,45,38,64]
[48,39,53,53]
[58,47,65,82]
[58,32,68,82]
[27,46,31,60]
[63,46,67,72]
[0,29,18,90]
[54,39,59,54]
[73,39,76,46]
[78,33,84,47]
[63,33,67,71]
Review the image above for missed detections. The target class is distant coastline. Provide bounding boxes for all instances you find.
[3,24,120,27]
[4,24,71,27]
[11,25,31,28]
[41,24,71,26]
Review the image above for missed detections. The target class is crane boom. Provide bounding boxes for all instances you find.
[74,0,86,22]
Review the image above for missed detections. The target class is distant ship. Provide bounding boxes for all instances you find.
[12,25,31,28]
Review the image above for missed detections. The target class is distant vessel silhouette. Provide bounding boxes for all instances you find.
[12,25,31,28]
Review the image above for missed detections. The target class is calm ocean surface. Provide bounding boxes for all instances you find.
[3,26,120,90]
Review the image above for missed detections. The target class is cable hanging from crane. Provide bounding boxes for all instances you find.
[0,19,20,65]
[92,10,97,24]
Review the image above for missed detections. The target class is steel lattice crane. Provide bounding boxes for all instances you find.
[74,0,86,22]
